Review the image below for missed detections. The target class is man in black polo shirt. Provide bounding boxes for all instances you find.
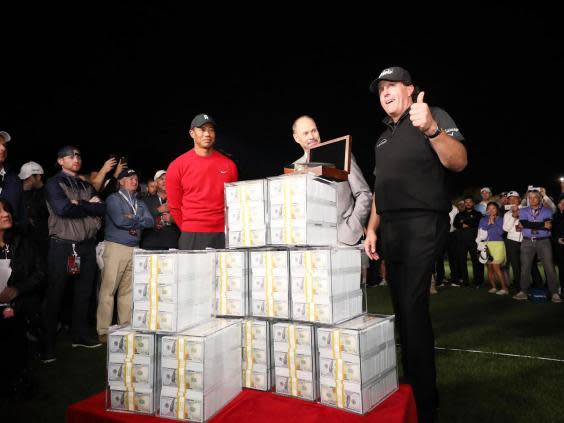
[364,66,467,423]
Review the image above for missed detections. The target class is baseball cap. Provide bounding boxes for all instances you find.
[506,191,520,198]
[369,66,413,93]
[154,170,166,181]
[57,145,81,158]
[0,131,11,143]
[190,113,216,129]
[18,161,44,180]
[117,168,138,180]
[480,187,492,194]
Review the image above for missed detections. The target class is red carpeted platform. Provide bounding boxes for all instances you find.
[66,385,417,423]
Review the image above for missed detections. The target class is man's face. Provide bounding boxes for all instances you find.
[120,175,138,192]
[558,198,564,212]
[0,139,7,164]
[481,190,491,201]
[528,191,541,207]
[464,198,475,210]
[378,81,414,122]
[156,174,166,191]
[147,180,157,194]
[456,201,465,212]
[293,117,321,151]
[57,151,82,174]
[508,196,520,206]
[189,123,216,151]
[32,174,44,189]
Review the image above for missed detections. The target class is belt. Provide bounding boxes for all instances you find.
[522,236,550,241]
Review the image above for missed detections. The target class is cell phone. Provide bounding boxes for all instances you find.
[120,156,128,164]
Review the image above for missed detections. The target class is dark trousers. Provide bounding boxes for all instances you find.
[0,310,27,390]
[380,211,448,423]
[505,238,544,288]
[42,238,98,351]
[557,243,564,289]
[446,231,461,281]
[178,232,225,250]
[457,229,484,285]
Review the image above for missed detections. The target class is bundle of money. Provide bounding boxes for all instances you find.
[242,319,273,391]
[225,180,268,248]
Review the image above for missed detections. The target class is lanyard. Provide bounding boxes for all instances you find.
[119,191,138,215]
[158,194,167,206]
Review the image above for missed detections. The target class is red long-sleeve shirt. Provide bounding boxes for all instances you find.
[166,149,238,232]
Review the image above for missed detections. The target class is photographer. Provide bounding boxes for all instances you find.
[90,155,128,199]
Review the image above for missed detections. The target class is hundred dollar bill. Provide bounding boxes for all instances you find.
[291,276,330,296]
[243,371,268,390]
[317,330,359,355]
[298,380,314,399]
[273,301,289,318]
[275,375,289,395]
[160,396,203,421]
[161,369,203,390]
[251,276,288,293]
[320,385,360,411]
[243,348,268,365]
[243,321,267,342]
[251,300,265,316]
[319,358,360,382]
[110,390,152,413]
[158,311,173,331]
[270,203,306,221]
[225,182,265,204]
[270,227,306,245]
[217,251,247,269]
[133,284,149,302]
[216,275,245,292]
[273,352,312,372]
[217,298,243,316]
[227,203,265,226]
[108,333,152,355]
[291,251,330,269]
[228,229,266,247]
[134,255,175,275]
[161,338,204,362]
[250,251,288,269]
[273,325,312,345]
[268,179,306,202]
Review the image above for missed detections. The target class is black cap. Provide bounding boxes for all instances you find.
[117,168,137,180]
[57,145,81,158]
[369,66,413,93]
[190,113,216,129]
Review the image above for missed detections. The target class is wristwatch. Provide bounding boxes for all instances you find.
[427,126,442,139]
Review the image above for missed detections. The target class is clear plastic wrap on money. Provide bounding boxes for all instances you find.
[317,314,398,414]
[158,318,242,422]
[106,326,157,415]
[242,319,273,391]
[132,250,214,333]
[290,247,364,324]
[214,249,248,317]
[272,322,318,401]
[249,248,290,319]
[225,179,268,248]
[267,173,338,246]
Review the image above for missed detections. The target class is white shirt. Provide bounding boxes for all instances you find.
[503,211,523,242]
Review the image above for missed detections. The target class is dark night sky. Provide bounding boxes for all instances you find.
[2,5,563,198]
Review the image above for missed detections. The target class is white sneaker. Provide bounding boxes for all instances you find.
[380,279,388,286]
[513,291,528,300]
[488,288,498,294]
[551,293,562,303]
[496,289,508,295]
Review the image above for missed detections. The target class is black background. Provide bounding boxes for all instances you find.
[2,4,563,198]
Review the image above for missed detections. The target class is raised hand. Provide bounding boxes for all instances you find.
[409,91,437,136]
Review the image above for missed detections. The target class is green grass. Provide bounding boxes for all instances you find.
[2,285,564,422]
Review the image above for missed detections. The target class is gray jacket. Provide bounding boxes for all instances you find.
[295,153,372,245]
[46,171,106,242]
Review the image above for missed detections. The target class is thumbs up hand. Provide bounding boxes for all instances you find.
[409,91,438,137]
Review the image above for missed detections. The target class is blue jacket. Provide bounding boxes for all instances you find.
[105,189,154,246]
[0,165,23,220]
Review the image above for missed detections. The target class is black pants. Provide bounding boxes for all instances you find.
[457,229,484,285]
[380,211,448,422]
[446,231,461,281]
[42,238,98,351]
[178,232,225,250]
[0,310,27,392]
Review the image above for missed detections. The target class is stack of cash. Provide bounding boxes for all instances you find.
[106,327,157,415]
[290,247,364,324]
[267,173,338,246]
[241,319,273,391]
[317,314,398,414]
[214,250,248,317]
[158,318,242,422]
[132,250,214,333]
[272,322,318,401]
[225,179,268,248]
[249,249,290,319]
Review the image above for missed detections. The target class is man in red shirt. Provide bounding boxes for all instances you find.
[166,113,238,249]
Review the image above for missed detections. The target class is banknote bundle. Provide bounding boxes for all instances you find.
[214,250,248,317]
[132,250,214,333]
[106,327,157,415]
[317,314,398,414]
[272,322,318,401]
[225,179,268,248]
[290,247,364,324]
[249,249,290,319]
[158,318,242,422]
[242,319,273,391]
[267,173,338,246]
